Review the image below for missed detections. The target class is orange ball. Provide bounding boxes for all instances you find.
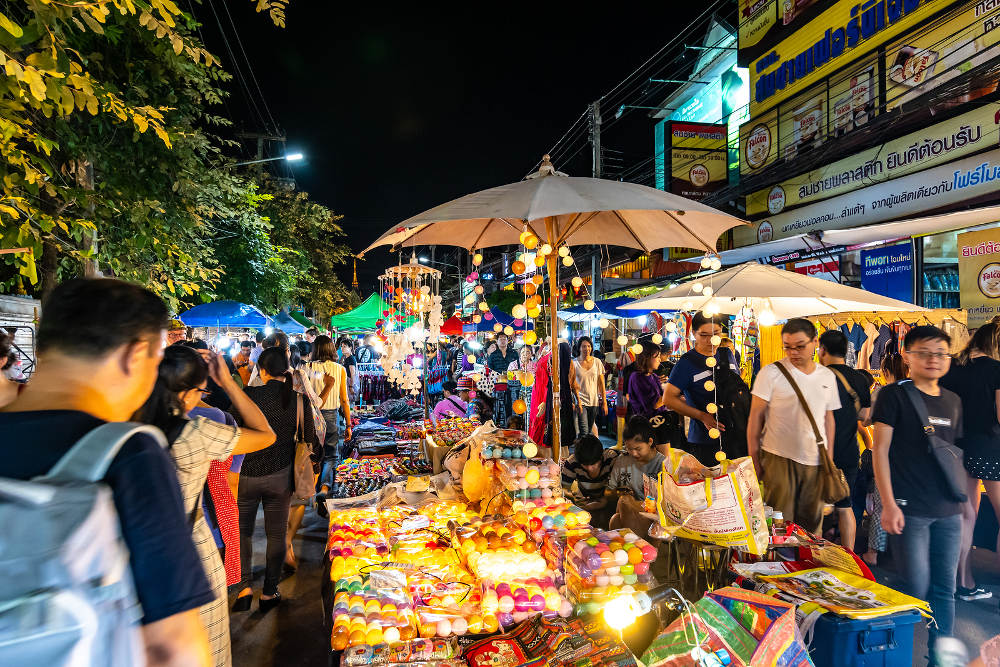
[513,399,527,414]
[524,235,539,250]
[482,613,500,632]
[524,283,536,296]
[533,255,546,268]
[512,260,526,275]
[348,630,366,646]
[628,547,643,564]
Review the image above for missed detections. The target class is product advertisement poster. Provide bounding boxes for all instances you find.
[885,0,1000,111]
[668,122,728,200]
[861,243,913,303]
[959,226,1000,328]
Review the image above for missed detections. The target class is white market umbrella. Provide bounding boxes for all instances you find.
[362,156,749,460]
[619,262,929,320]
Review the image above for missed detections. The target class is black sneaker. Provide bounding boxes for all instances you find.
[955,586,992,601]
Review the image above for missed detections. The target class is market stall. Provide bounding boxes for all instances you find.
[177,300,272,329]
[330,293,399,333]
[319,420,932,667]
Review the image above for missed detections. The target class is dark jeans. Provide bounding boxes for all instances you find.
[576,405,598,436]
[319,409,341,489]
[238,466,292,596]
[889,512,961,651]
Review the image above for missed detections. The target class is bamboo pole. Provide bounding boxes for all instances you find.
[545,217,562,462]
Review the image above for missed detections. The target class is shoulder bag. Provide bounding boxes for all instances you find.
[773,362,850,503]
[828,367,861,413]
[898,380,968,503]
[292,393,316,501]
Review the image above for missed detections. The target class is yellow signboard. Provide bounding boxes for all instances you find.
[959,227,1000,328]
[746,102,997,216]
[885,0,1000,111]
[740,0,778,51]
[739,108,778,175]
[669,123,727,201]
[749,0,944,118]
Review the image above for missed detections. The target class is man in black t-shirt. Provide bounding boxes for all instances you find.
[872,326,962,660]
[338,336,358,403]
[0,279,213,666]
[819,330,872,550]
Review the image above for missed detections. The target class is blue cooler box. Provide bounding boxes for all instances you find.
[808,610,922,667]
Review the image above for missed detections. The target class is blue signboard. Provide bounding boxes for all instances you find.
[861,243,912,304]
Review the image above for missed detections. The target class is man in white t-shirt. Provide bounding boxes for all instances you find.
[747,318,840,534]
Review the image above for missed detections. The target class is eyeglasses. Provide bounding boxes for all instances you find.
[907,351,950,360]
[782,343,812,352]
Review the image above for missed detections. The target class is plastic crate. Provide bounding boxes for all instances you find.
[808,610,922,667]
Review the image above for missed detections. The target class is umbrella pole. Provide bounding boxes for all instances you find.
[545,218,561,462]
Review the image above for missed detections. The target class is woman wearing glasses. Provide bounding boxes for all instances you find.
[136,345,275,667]
[940,320,1000,604]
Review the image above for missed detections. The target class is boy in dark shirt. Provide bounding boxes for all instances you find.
[0,279,213,666]
[872,325,962,661]
[818,329,872,550]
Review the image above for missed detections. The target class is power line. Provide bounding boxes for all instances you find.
[219,0,281,136]
[205,0,270,134]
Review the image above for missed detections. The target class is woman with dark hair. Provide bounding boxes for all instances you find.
[135,346,275,666]
[940,320,1000,601]
[293,340,312,364]
[235,347,320,612]
[626,340,672,451]
[571,336,606,437]
[544,341,575,455]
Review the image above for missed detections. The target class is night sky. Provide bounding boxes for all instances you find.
[201,5,706,292]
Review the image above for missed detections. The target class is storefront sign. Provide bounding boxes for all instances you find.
[740,108,779,174]
[861,243,913,303]
[792,258,840,281]
[734,146,1000,247]
[746,102,996,216]
[669,122,728,200]
[885,0,1000,111]
[959,227,1000,326]
[740,0,779,52]
[739,0,822,66]
[749,0,942,117]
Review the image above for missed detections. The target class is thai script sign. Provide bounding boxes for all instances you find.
[746,102,994,215]
[733,146,1000,247]
[861,243,913,303]
[960,227,1000,327]
[748,0,942,118]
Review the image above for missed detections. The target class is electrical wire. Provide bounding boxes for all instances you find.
[219,0,281,136]
[204,0,271,136]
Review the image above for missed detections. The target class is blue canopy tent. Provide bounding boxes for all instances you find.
[463,307,535,334]
[178,301,272,329]
[558,296,657,323]
[272,310,306,334]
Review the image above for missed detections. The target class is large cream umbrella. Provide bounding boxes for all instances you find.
[619,261,929,320]
[361,156,748,460]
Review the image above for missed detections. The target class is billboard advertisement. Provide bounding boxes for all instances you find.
[739,0,822,65]
[959,226,1000,327]
[668,122,728,200]
[740,108,779,175]
[746,102,997,216]
[734,145,1000,247]
[748,0,942,118]
[885,0,1000,111]
[861,243,914,303]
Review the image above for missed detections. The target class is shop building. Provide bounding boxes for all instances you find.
[708,0,1000,322]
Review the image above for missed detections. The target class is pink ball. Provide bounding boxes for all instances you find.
[451,617,468,635]
[516,464,527,477]
[470,271,480,280]
[633,561,650,576]
[559,600,574,617]
[498,596,515,613]
[641,544,657,562]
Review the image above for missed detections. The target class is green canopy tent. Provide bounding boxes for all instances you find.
[289,310,320,329]
[329,293,401,332]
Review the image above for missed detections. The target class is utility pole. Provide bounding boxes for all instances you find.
[589,100,602,179]
[235,131,286,182]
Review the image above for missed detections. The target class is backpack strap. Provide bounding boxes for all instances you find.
[829,367,861,413]
[39,422,168,484]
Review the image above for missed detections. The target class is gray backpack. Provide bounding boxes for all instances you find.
[0,422,167,666]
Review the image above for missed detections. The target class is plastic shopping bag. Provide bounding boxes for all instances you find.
[657,449,769,555]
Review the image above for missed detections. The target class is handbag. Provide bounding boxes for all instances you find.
[898,380,968,503]
[773,362,850,504]
[292,393,316,501]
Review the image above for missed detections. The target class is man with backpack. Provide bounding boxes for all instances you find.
[872,326,964,664]
[818,329,872,551]
[0,278,213,666]
[664,312,746,465]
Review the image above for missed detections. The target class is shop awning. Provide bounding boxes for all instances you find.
[272,310,306,334]
[714,205,1000,265]
[289,310,320,329]
[329,293,410,332]
[558,296,658,322]
[440,314,466,335]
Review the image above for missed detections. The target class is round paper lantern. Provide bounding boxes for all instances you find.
[475,285,484,294]
[512,260,526,275]
[617,335,628,346]
[703,287,714,297]
[597,318,610,329]
[539,243,552,256]
[519,230,532,245]
[524,235,538,250]
[532,274,544,286]
[710,258,722,271]
[504,326,514,336]
[512,304,527,319]
[715,450,726,462]
[704,380,715,391]
[558,246,570,257]
[706,403,718,414]
[479,302,489,312]
[710,335,722,346]
[494,323,503,332]
[705,356,717,368]
[473,253,484,266]
[523,283,536,296]
[561,255,574,266]
[527,307,541,318]
[651,334,663,344]
[513,399,527,415]
[473,315,482,323]
[470,271,480,280]
[701,257,712,268]
[708,428,721,440]
[533,255,545,268]
[571,276,583,287]
[468,355,477,364]
[524,331,537,345]
[584,299,595,310]
[630,344,643,355]
[692,282,704,293]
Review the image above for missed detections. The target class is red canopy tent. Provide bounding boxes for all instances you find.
[439,314,466,335]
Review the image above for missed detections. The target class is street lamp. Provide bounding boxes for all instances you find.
[229,153,304,167]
